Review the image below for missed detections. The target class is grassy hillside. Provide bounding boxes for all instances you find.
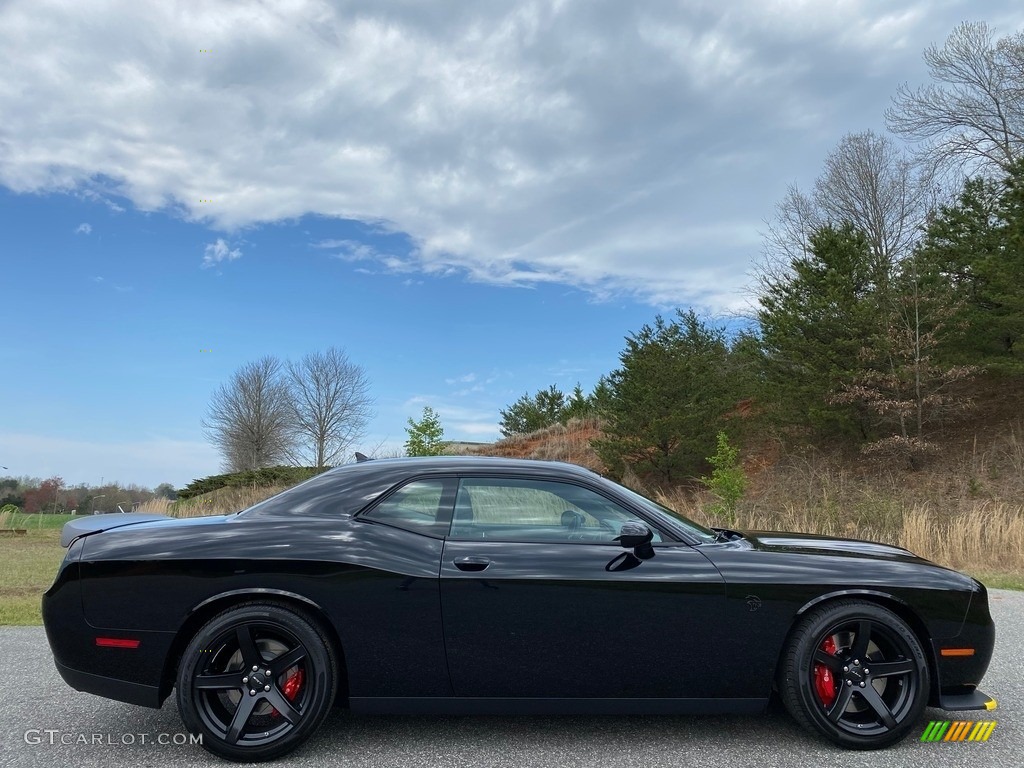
[478,384,1024,587]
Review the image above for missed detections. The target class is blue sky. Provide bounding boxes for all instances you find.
[2,1,1023,488]
[2,185,657,486]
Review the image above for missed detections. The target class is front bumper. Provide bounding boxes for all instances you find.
[939,689,998,712]
[930,580,996,710]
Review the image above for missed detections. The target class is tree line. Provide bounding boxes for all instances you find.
[497,21,1024,483]
[0,476,176,515]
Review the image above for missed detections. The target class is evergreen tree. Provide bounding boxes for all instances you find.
[405,407,447,456]
[915,162,1024,371]
[499,385,567,437]
[756,222,888,438]
[498,383,597,437]
[562,383,594,422]
[595,310,736,485]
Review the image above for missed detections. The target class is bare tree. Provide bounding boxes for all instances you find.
[887,21,1024,174]
[762,184,821,264]
[831,259,977,468]
[757,131,931,299]
[815,130,932,271]
[203,356,295,471]
[286,347,373,468]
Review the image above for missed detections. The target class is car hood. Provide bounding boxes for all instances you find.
[741,530,919,560]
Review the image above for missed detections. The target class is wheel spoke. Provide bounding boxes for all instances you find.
[859,684,898,729]
[850,620,872,659]
[826,683,854,722]
[870,659,914,678]
[270,645,307,676]
[194,672,242,691]
[225,691,258,744]
[235,626,262,667]
[813,649,843,671]
[265,688,302,725]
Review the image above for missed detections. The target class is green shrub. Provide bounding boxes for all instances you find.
[176,466,328,499]
[700,432,747,526]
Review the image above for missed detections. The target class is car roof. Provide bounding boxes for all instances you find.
[328,455,601,477]
[238,456,607,520]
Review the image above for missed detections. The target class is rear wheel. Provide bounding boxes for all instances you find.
[778,600,929,749]
[176,603,337,762]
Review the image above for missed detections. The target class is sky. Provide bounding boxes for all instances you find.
[3,0,1023,489]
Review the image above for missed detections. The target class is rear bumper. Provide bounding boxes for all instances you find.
[42,540,175,709]
[54,660,163,708]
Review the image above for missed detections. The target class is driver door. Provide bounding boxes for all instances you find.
[439,475,727,700]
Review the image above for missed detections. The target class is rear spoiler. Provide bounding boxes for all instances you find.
[60,513,170,548]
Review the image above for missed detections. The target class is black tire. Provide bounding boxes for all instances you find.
[777,600,929,749]
[176,602,337,762]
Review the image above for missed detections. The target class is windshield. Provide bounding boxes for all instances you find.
[614,484,718,543]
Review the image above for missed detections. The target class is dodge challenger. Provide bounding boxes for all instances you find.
[42,456,996,761]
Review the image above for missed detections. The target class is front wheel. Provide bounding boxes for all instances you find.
[176,602,337,762]
[778,600,929,749]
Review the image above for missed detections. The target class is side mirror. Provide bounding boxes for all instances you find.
[616,522,654,559]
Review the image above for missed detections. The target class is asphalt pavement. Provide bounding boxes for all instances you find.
[2,590,1021,768]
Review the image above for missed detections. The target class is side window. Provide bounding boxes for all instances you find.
[363,479,450,536]
[450,478,663,543]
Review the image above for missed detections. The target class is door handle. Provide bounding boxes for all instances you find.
[454,556,491,572]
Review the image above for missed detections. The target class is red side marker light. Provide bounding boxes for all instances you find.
[95,637,141,649]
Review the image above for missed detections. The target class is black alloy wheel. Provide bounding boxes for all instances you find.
[778,600,929,749]
[176,602,337,762]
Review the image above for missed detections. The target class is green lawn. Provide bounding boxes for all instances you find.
[1,512,78,530]
[0,529,65,625]
[970,571,1024,591]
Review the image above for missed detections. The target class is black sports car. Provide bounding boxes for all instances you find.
[43,456,996,762]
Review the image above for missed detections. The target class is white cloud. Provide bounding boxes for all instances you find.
[201,238,242,269]
[3,1,1024,308]
[403,397,500,441]
[314,239,376,259]
[91,275,133,292]
[76,188,126,213]
[451,421,500,437]
[74,222,92,234]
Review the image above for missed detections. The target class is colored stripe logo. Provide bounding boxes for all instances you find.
[921,720,996,742]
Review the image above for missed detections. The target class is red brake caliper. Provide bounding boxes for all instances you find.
[270,668,304,717]
[814,636,838,707]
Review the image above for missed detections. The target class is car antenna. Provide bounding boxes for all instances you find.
[354,452,372,463]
